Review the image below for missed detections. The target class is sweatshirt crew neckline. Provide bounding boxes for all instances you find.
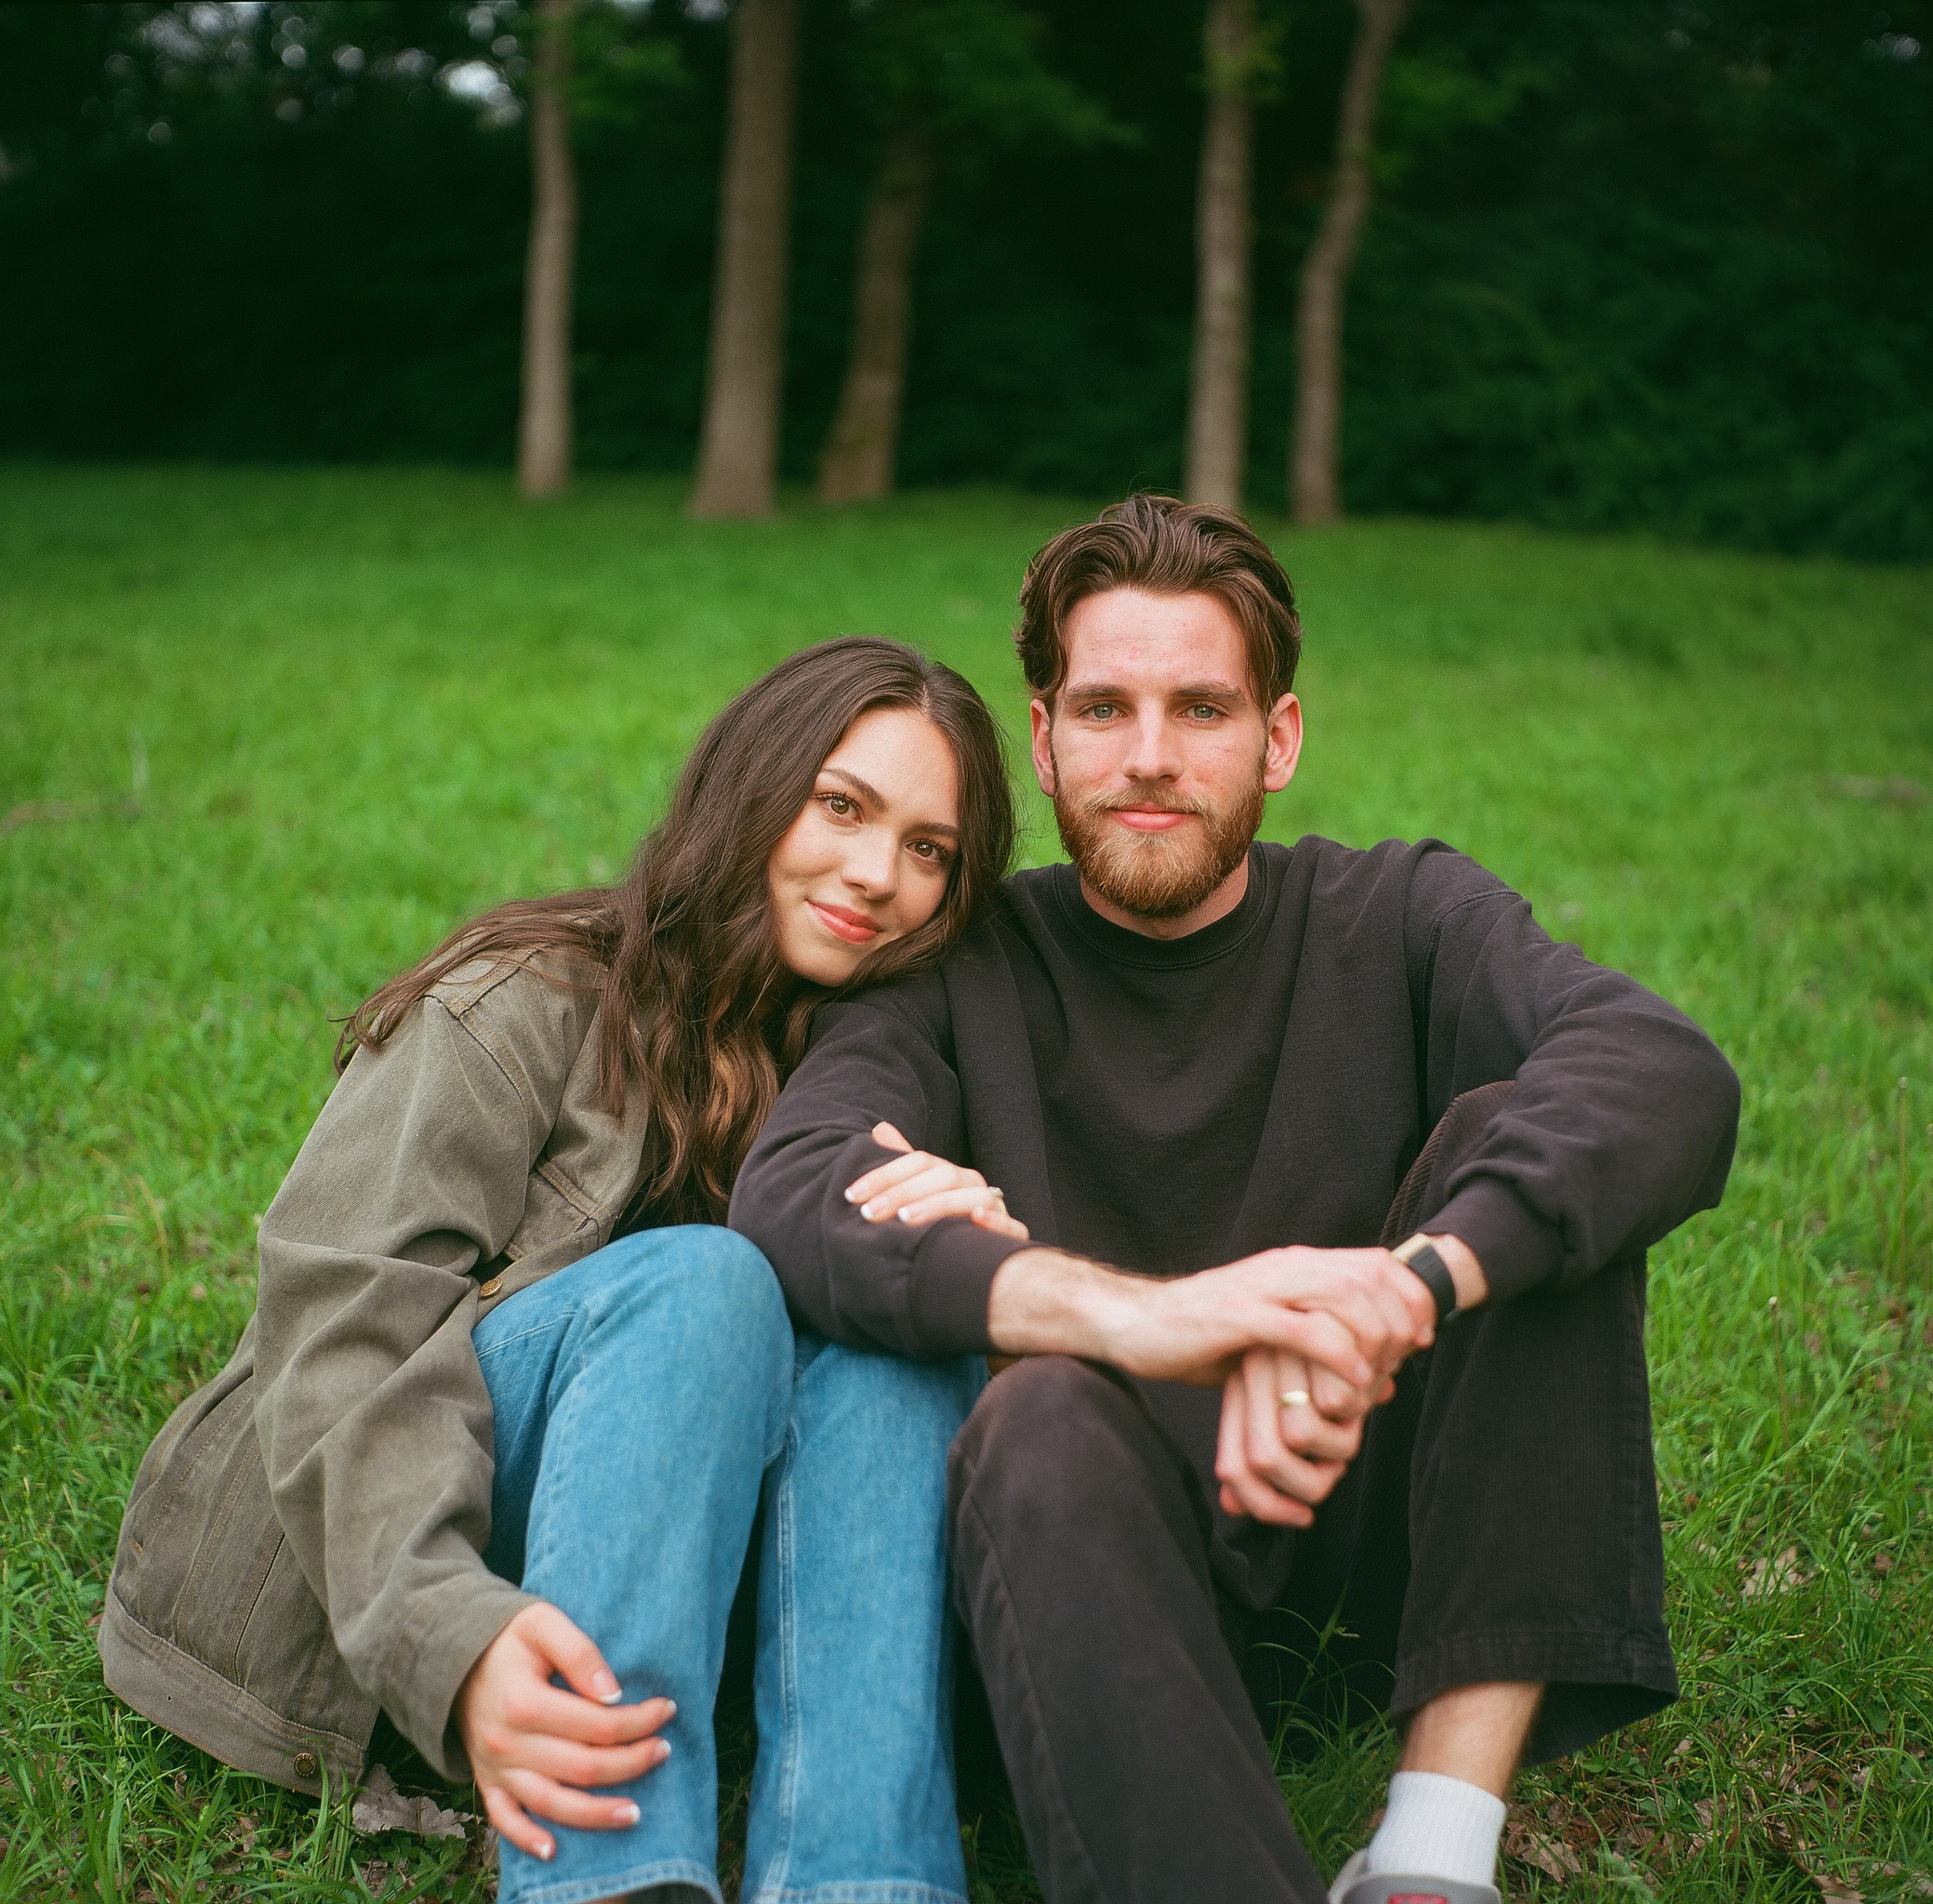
[1045,845,1271,971]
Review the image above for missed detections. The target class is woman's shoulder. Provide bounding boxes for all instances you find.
[430,944,602,1017]
[413,946,608,1085]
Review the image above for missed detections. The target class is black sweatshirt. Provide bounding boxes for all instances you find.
[731,838,1740,1363]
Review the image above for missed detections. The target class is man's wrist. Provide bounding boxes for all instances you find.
[1392,1232,1488,1316]
[986,1246,1152,1363]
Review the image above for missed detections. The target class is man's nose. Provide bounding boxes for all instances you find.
[1119,707,1183,783]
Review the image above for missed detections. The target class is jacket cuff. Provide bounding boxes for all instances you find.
[1426,1177,1564,1307]
[905,1220,1030,1355]
[385,1572,539,1780]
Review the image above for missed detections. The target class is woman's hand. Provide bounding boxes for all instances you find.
[1213,1347,1391,1527]
[844,1121,1030,1242]
[456,1601,675,1863]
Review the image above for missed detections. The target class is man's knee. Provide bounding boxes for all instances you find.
[949,1355,1160,1542]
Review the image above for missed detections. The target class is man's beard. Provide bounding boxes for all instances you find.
[1051,757,1265,923]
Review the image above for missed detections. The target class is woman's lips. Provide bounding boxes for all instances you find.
[809,899,881,944]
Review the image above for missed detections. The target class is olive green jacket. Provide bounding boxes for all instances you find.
[98,956,656,1795]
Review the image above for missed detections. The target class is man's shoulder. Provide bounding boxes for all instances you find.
[1289,833,1518,915]
[994,862,1060,913]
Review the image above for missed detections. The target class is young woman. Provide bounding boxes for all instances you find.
[100,638,1022,1904]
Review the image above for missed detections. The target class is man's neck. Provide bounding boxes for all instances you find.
[1077,853,1251,942]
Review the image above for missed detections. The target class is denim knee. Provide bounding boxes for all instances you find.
[801,1332,982,1426]
[584,1224,792,1382]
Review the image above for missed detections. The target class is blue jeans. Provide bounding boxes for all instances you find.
[472,1225,982,1904]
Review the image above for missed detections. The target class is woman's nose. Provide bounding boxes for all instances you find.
[841,828,899,895]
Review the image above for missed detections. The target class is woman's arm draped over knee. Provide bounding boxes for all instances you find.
[252,959,601,1777]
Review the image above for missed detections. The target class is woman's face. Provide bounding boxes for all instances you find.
[767,705,961,985]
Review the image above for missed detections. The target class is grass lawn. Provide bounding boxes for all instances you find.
[2,465,1929,1902]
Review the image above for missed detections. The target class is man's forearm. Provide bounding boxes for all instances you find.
[986,1242,1397,1395]
[986,1246,1152,1363]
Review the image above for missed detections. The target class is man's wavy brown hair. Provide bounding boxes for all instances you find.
[338,638,1014,1224]
[1014,492,1302,710]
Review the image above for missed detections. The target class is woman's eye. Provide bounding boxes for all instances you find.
[818,792,856,817]
[910,840,954,866]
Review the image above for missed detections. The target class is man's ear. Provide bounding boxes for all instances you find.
[1029,698,1056,796]
[1263,693,1303,793]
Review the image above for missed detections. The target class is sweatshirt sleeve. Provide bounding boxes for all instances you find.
[249,969,589,1778]
[730,984,1026,1356]
[1406,846,1741,1303]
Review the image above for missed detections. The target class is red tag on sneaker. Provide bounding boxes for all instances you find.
[1387,1895,1450,1904]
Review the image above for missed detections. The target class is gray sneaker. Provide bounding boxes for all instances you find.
[1327,1850,1502,1904]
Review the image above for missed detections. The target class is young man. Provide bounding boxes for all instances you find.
[730,495,1739,1904]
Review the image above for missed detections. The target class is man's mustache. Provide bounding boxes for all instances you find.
[1081,783,1211,819]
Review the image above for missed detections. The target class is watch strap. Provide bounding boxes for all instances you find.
[1395,1236,1458,1324]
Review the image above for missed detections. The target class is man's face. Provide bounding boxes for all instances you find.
[1031,588,1302,934]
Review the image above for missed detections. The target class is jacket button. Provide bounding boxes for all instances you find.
[479,1276,504,1299]
[293,1751,320,1778]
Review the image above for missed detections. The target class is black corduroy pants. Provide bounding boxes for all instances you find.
[946,1089,1678,1904]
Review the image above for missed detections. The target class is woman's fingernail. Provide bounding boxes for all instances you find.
[844,1184,862,1202]
[536,1838,554,1861]
[662,1699,677,1719]
[592,1670,621,1703]
[618,1802,641,1826]
[656,1739,674,1761]
[860,1199,880,1220]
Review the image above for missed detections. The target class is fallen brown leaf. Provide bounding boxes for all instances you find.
[1871,1866,1933,1898]
[1741,1546,1815,1600]
[1503,1815,1582,1881]
[351,1764,474,1842]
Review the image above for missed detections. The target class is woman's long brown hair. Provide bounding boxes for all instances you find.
[338,638,1015,1223]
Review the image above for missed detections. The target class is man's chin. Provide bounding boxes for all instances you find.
[1066,834,1239,922]
[1055,789,1263,926]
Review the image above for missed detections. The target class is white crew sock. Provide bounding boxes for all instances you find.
[1363,1769,1507,1887]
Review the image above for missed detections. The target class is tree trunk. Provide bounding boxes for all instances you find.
[517,0,576,499]
[689,0,801,519]
[1185,0,1254,513]
[816,129,933,506]
[1291,0,1409,524]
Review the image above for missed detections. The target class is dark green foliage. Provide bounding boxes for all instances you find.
[0,0,1927,555]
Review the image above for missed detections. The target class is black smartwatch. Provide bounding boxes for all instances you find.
[1394,1235,1459,1325]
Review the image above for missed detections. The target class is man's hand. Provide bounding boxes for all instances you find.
[456,1602,675,1863]
[1249,1244,1437,1416]
[1214,1347,1393,1525]
[988,1243,1435,1395]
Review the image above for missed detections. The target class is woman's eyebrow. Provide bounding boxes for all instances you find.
[821,767,960,837]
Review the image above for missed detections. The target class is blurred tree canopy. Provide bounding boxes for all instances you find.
[1,0,1927,557]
